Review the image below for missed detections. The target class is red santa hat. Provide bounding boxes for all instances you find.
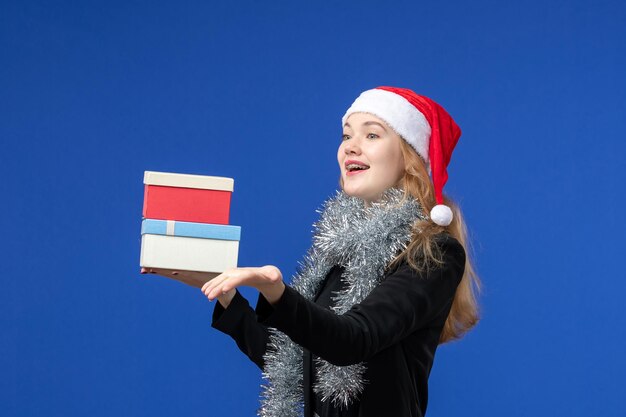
[342,86,461,226]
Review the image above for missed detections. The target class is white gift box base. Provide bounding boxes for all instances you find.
[140,234,239,287]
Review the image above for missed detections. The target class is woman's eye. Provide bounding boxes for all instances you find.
[367,133,379,139]
[342,134,351,141]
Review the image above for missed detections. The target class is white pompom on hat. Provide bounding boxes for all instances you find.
[342,86,462,226]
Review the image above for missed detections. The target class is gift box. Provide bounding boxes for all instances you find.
[141,219,241,241]
[140,219,240,287]
[143,171,234,225]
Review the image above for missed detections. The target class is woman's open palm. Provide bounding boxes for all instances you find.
[201,265,285,305]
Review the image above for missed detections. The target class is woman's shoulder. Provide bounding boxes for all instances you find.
[387,233,466,278]
[434,233,466,264]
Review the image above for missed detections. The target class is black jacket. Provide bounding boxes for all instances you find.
[212,235,466,417]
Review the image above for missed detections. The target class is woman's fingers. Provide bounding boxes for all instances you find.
[208,270,249,300]
[202,271,231,299]
[201,274,223,294]
[201,269,240,301]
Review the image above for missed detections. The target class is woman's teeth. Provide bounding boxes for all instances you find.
[347,164,369,171]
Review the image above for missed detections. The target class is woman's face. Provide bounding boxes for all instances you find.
[338,112,406,204]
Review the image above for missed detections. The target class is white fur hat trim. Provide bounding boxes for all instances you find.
[342,89,432,163]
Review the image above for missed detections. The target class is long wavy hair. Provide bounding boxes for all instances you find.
[392,138,481,344]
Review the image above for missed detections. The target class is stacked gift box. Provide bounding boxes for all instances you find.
[140,171,241,287]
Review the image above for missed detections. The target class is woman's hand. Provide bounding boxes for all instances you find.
[215,289,236,309]
[201,265,285,305]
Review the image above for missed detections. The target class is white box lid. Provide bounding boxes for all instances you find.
[144,171,234,192]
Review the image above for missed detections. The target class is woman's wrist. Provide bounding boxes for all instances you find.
[260,281,286,305]
[217,289,236,308]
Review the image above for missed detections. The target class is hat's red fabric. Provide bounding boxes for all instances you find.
[377,86,461,206]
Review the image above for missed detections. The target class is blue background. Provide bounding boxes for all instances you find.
[2,1,625,415]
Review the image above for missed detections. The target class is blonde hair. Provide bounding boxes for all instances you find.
[392,139,481,344]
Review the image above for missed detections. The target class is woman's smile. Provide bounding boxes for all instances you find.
[344,159,370,176]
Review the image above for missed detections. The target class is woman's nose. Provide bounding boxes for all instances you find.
[344,138,361,155]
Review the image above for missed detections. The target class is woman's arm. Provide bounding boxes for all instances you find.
[203,237,465,367]
[210,289,270,369]
[267,237,465,365]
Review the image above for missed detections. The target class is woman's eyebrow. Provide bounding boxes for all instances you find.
[363,121,387,130]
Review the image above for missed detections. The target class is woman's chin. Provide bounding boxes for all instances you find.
[341,186,360,198]
[342,188,375,203]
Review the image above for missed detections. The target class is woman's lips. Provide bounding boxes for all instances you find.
[345,160,370,176]
[346,168,368,176]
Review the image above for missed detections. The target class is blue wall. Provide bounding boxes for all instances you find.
[2,1,625,415]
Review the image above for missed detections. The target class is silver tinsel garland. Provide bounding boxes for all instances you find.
[258,189,426,417]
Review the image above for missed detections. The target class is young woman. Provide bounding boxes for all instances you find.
[202,86,480,417]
